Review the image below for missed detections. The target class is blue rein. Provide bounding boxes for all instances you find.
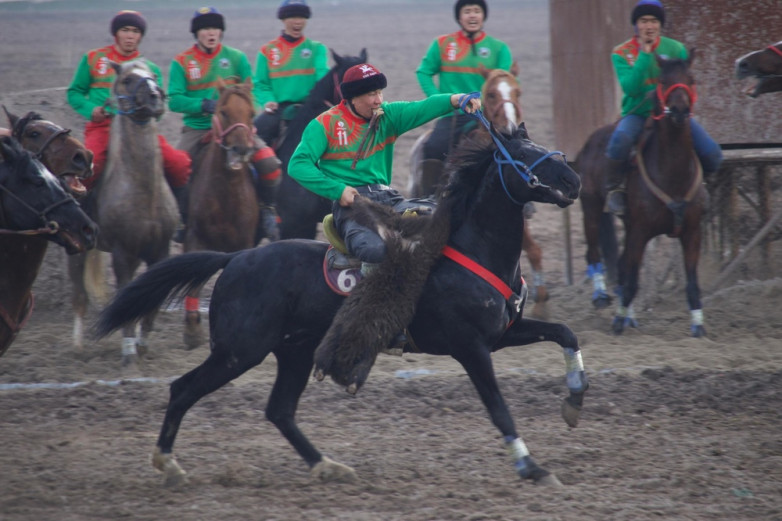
[458,92,566,206]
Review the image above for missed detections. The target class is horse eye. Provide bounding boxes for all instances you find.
[29,131,40,138]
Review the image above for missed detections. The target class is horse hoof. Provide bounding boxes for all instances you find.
[592,293,612,310]
[346,383,358,395]
[310,456,357,483]
[611,317,625,335]
[152,448,187,488]
[561,397,581,428]
[314,368,325,381]
[535,472,564,488]
[691,325,706,338]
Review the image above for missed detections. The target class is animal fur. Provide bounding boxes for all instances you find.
[313,192,454,391]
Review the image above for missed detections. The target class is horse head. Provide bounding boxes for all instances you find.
[653,50,697,126]
[212,78,256,170]
[480,63,522,135]
[0,136,97,253]
[735,41,782,97]
[110,60,165,122]
[4,107,92,197]
[331,48,368,104]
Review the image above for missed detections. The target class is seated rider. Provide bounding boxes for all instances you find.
[288,63,481,272]
[168,7,282,242]
[66,10,192,211]
[415,0,513,188]
[604,0,723,216]
[252,0,329,147]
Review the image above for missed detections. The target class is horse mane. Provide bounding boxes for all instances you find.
[218,84,254,109]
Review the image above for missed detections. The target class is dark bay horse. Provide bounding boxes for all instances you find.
[576,53,707,337]
[96,125,585,488]
[69,59,177,365]
[0,136,96,356]
[408,67,551,318]
[735,41,782,97]
[181,79,260,349]
[275,49,368,240]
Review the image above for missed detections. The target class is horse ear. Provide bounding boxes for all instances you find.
[518,121,529,139]
[687,47,696,67]
[510,61,520,77]
[2,105,18,130]
[478,64,489,79]
[359,48,367,63]
[109,61,122,75]
[655,54,666,69]
[216,76,226,93]
[0,135,16,161]
[331,48,342,65]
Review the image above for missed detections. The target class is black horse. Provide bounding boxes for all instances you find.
[95,125,585,488]
[275,49,368,240]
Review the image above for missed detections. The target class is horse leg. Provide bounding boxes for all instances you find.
[154,347,269,487]
[266,346,358,483]
[67,252,89,350]
[451,346,563,487]
[598,212,619,287]
[680,230,705,337]
[111,251,142,366]
[183,284,206,350]
[522,222,549,320]
[581,199,612,309]
[612,234,645,335]
[497,318,589,428]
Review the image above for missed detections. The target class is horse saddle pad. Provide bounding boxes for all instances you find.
[322,214,363,295]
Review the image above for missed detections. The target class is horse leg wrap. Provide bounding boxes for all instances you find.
[505,436,548,481]
[563,348,588,394]
[122,337,137,357]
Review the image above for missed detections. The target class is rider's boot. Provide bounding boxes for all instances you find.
[170,184,189,244]
[604,158,627,216]
[420,158,445,196]
[250,143,282,244]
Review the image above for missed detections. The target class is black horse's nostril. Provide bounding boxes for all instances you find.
[737,60,748,73]
[73,151,88,169]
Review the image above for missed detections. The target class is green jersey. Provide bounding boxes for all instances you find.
[253,35,329,106]
[612,36,688,117]
[289,94,454,201]
[168,43,254,130]
[67,45,163,120]
[416,30,513,97]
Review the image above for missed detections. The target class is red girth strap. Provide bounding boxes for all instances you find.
[441,245,513,300]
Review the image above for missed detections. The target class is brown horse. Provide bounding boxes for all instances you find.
[735,41,782,97]
[182,79,259,349]
[0,109,94,357]
[576,52,707,337]
[68,59,177,365]
[0,135,97,356]
[408,66,551,318]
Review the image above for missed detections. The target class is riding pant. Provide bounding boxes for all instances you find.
[605,114,723,173]
[332,187,436,264]
[422,113,478,162]
[84,119,191,190]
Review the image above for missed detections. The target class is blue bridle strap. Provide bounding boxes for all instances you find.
[459,91,566,206]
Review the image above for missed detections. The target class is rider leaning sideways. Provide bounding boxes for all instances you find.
[168,7,282,241]
[415,0,513,183]
[604,0,723,215]
[66,10,191,198]
[288,63,481,269]
[253,0,329,146]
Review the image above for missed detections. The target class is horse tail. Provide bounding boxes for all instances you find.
[93,251,239,339]
[598,212,619,285]
[84,250,108,305]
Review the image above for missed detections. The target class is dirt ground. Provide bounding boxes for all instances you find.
[1,1,781,520]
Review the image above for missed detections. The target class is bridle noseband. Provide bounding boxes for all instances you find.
[13,117,73,160]
[652,82,697,121]
[0,173,76,237]
[210,94,255,152]
[113,75,163,122]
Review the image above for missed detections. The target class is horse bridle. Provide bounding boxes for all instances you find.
[12,117,73,160]
[460,93,565,206]
[0,168,76,237]
[113,75,163,121]
[652,82,697,121]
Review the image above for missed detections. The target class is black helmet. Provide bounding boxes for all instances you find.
[111,10,147,36]
[191,6,225,35]
[454,0,488,22]
[278,0,311,20]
